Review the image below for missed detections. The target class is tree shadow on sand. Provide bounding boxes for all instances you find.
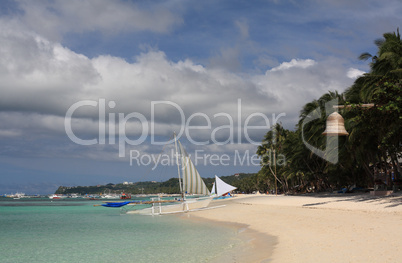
[301,192,402,209]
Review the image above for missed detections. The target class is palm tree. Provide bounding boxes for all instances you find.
[357,28,402,100]
[346,29,402,186]
[256,123,289,193]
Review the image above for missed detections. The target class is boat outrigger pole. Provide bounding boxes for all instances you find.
[174,132,184,199]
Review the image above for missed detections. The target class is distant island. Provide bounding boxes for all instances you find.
[55,173,257,195]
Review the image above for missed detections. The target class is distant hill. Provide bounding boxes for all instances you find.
[55,173,257,195]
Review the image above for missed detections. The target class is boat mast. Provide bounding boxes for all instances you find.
[174,132,183,196]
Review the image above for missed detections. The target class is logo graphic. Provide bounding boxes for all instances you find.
[301,98,340,164]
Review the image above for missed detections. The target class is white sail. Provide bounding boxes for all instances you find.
[213,175,237,197]
[178,141,210,195]
[126,134,213,215]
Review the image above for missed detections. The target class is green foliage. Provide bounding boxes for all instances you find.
[55,173,258,195]
[254,29,401,193]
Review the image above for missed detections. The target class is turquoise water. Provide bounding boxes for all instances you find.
[0,198,242,263]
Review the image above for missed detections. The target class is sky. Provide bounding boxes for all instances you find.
[0,0,400,194]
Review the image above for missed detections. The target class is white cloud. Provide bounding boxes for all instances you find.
[254,57,355,123]
[0,24,273,147]
[0,21,357,160]
[270,59,317,72]
[0,21,100,115]
[347,68,365,79]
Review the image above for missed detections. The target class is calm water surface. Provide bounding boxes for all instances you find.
[0,198,242,263]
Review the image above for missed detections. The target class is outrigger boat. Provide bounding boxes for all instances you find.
[97,133,214,215]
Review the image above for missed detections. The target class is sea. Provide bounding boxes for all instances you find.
[0,197,245,263]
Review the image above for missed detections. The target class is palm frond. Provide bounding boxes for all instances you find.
[359,52,372,61]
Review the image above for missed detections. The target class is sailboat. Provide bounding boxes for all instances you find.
[125,133,213,215]
[211,175,237,197]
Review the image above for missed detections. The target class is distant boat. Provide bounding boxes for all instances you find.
[101,190,119,199]
[49,194,66,199]
[120,193,131,199]
[101,194,119,199]
[210,175,237,197]
[104,133,213,215]
[67,193,81,198]
[10,192,25,199]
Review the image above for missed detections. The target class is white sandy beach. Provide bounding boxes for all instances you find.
[188,193,402,263]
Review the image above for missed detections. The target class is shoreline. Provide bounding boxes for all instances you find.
[180,212,277,263]
[187,193,402,263]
